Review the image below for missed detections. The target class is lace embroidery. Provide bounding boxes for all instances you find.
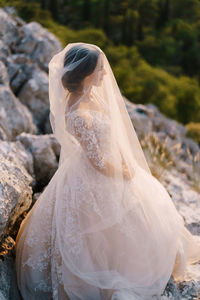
[66,110,108,171]
[21,185,56,293]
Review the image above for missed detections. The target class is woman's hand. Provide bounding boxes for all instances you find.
[123,165,134,181]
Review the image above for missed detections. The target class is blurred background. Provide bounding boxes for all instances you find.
[1,1,200,131]
[1,0,200,133]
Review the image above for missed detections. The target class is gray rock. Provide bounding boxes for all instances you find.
[14,21,61,71]
[0,8,20,49]
[0,158,32,242]
[125,100,154,135]
[0,291,6,300]
[125,99,200,188]
[0,140,34,241]
[0,140,34,179]
[0,85,37,140]
[0,255,22,300]
[161,168,200,236]
[161,276,200,299]
[3,6,25,27]
[0,41,11,66]
[6,54,34,94]
[0,61,9,86]
[16,133,59,188]
[18,68,50,129]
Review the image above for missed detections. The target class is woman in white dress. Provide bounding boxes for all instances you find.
[15,42,200,300]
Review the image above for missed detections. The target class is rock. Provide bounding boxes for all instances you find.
[0,40,11,65]
[3,6,25,27]
[16,133,60,189]
[14,21,61,72]
[32,192,41,206]
[17,68,50,130]
[161,168,200,236]
[124,99,154,135]
[0,256,22,300]
[6,54,34,95]
[0,85,37,141]
[0,140,34,242]
[0,61,9,86]
[161,276,200,299]
[0,140,34,179]
[0,8,20,49]
[0,291,6,300]
[125,99,200,188]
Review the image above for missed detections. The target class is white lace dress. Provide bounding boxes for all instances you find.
[15,109,200,300]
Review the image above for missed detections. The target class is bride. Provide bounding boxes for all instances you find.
[15,42,200,300]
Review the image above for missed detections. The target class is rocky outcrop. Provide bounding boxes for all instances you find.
[17,68,50,129]
[14,21,61,72]
[0,6,63,299]
[0,8,20,49]
[16,133,60,189]
[0,140,34,242]
[125,100,200,182]
[0,84,37,141]
[0,255,22,300]
[0,6,62,134]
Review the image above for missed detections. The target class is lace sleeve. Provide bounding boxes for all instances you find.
[72,114,105,170]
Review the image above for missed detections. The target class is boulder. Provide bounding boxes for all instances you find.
[17,68,50,130]
[0,8,20,49]
[125,99,154,136]
[0,40,11,65]
[0,140,34,242]
[0,61,9,86]
[0,85,37,141]
[0,254,22,300]
[6,54,34,95]
[16,133,60,189]
[14,21,61,72]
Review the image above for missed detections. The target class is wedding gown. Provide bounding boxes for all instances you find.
[15,107,200,300]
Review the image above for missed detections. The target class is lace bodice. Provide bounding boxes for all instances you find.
[65,109,112,171]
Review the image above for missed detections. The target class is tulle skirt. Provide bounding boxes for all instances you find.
[15,152,200,300]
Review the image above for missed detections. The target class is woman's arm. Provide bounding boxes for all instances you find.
[119,149,134,180]
[72,113,132,180]
[72,114,115,178]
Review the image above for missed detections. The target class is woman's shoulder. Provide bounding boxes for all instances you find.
[65,108,92,130]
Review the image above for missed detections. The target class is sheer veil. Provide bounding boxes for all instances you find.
[48,42,166,295]
[48,42,151,175]
[14,42,200,300]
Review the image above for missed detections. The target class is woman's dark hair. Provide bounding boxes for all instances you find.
[61,45,100,93]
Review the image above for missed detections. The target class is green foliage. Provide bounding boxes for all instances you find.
[107,47,200,124]
[174,77,200,124]
[2,0,200,125]
[73,28,109,51]
[186,122,200,144]
[137,19,200,77]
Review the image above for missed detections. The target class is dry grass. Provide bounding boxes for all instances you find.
[186,147,200,193]
[140,132,182,180]
[140,132,200,193]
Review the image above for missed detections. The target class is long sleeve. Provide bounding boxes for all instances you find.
[71,114,106,171]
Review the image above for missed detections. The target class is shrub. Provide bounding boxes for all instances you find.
[186,122,200,144]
